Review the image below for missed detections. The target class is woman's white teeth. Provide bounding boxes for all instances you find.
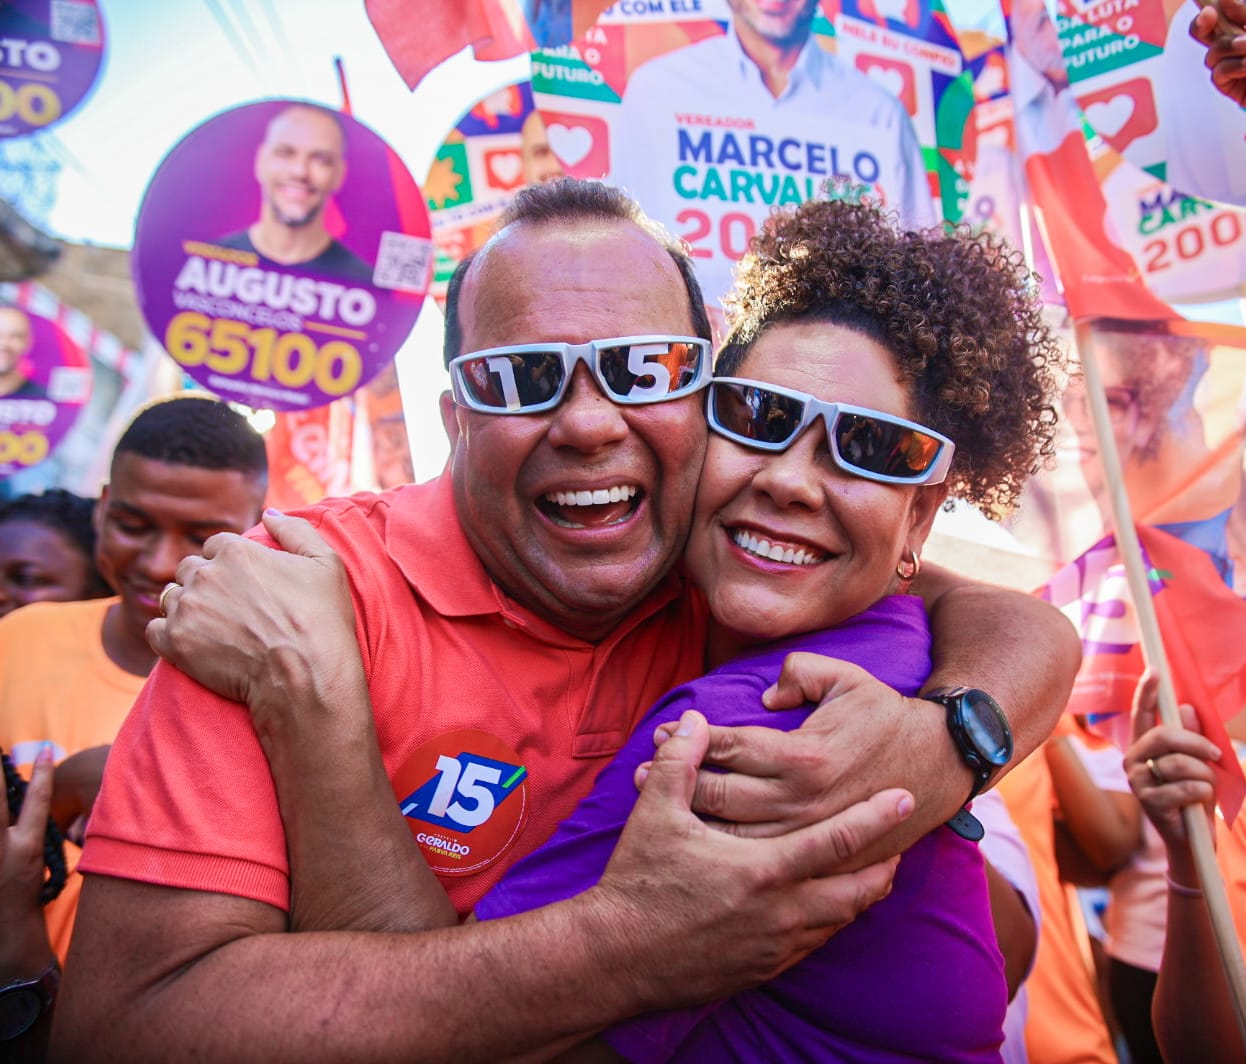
[732,529,821,566]
[547,485,637,507]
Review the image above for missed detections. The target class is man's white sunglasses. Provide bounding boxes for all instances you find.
[449,336,712,414]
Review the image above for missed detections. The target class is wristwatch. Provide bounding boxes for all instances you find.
[924,687,1013,841]
[0,960,60,1041]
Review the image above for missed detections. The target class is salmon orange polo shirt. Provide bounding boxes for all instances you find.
[81,474,709,915]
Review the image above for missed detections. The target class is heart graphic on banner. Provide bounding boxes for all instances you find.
[1085,94,1134,139]
[548,123,594,167]
[487,151,522,187]
[863,64,906,100]
[975,64,1005,99]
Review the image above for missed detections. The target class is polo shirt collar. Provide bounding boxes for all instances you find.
[726,19,826,98]
[383,473,498,618]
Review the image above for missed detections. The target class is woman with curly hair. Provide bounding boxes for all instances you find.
[475,195,1066,1061]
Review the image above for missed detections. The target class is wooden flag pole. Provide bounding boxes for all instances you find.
[1074,320,1246,1046]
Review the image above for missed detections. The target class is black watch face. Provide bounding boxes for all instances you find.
[962,690,1012,766]
[0,987,41,1040]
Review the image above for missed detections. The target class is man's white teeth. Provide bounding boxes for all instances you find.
[732,529,822,566]
[547,485,638,507]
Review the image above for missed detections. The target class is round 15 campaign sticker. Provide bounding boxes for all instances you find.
[0,0,105,139]
[133,99,432,412]
[0,302,91,478]
[392,729,529,878]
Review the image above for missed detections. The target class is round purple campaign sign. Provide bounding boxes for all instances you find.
[0,302,91,478]
[0,0,105,139]
[133,98,432,412]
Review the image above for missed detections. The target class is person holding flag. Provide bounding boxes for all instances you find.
[1125,673,1246,1063]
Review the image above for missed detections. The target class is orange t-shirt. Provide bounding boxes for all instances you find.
[0,597,147,962]
[1216,755,1246,944]
[82,476,709,915]
[997,747,1119,1064]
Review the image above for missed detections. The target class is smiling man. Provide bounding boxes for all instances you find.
[520,107,566,186]
[0,306,44,401]
[58,181,1079,1062]
[217,102,373,283]
[0,394,266,1016]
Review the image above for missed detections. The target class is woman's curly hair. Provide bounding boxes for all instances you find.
[717,197,1067,515]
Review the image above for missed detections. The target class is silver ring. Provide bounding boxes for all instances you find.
[1146,756,1166,786]
[158,581,179,618]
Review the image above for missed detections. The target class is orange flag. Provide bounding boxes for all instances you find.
[1041,525,1246,821]
[263,403,355,510]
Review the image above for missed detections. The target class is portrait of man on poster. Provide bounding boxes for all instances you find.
[216,102,374,284]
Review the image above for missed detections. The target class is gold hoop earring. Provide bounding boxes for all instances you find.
[896,548,921,588]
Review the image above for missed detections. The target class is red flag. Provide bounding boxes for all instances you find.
[1004,0,1175,322]
[365,0,534,90]
[357,363,415,490]
[1040,526,1246,821]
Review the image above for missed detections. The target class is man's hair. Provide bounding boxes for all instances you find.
[442,178,712,366]
[717,197,1068,515]
[112,394,268,478]
[0,489,111,597]
[265,102,347,150]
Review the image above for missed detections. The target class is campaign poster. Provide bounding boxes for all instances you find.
[0,302,91,478]
[529,0,966,314]
[425,80,564,304]
[1098,152,1246,306]
[0,0,105,139]
[1055,0,1246,208]
[1011,318,1246,808]
[132,99,432,412]
[956,8,1246,308]
[941,32,1021,230]
[1009,317,1246,592]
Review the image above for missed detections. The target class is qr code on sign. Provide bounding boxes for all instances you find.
[372,232,433,295]
[48,366,91,404]
[51,0,102,45]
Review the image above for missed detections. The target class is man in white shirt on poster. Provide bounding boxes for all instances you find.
[608,0,934,315]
